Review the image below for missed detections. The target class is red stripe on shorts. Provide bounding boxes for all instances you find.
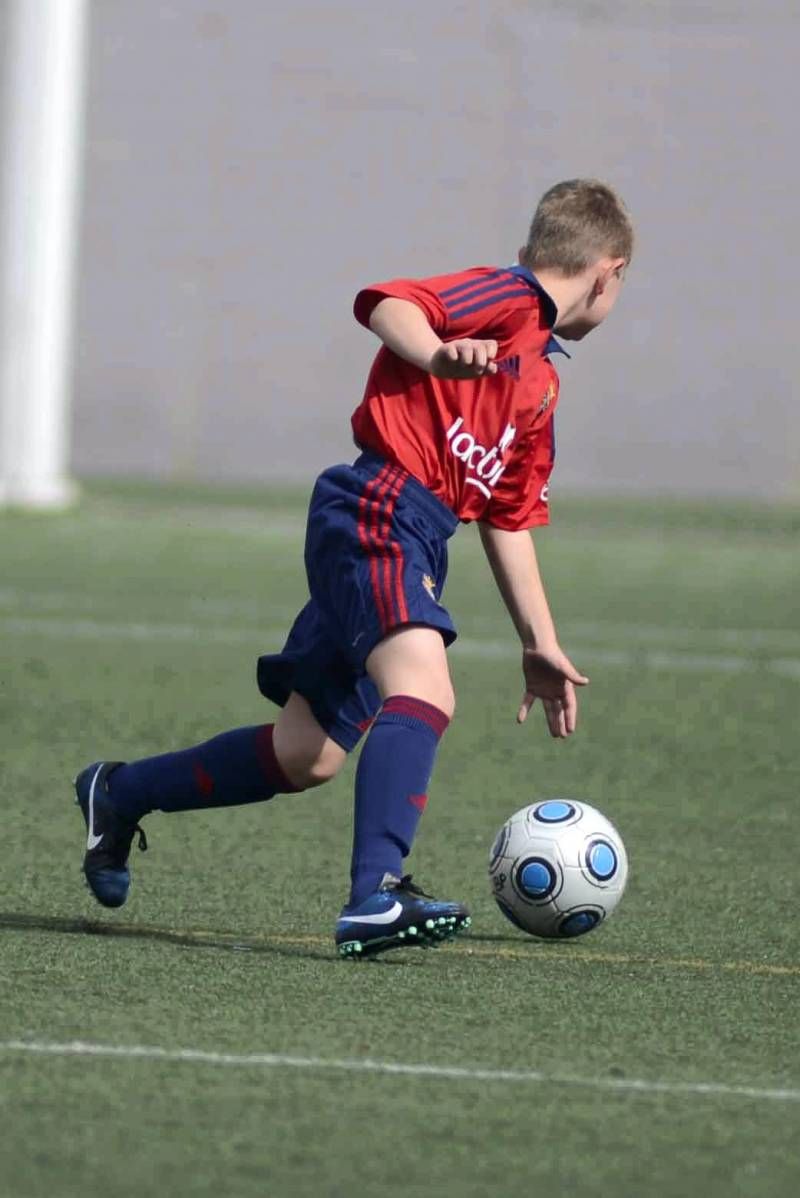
[356,464,397,637]
[357,464,393,633]
[359,463,412,635]
[370,465,402,630]
[376,468,402,627]
[375,467,411,628]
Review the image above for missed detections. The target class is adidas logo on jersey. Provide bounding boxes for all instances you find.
[496,355,521,381]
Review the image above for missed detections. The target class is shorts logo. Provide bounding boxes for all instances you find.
[446,418,516,499]
[422,573,439,603]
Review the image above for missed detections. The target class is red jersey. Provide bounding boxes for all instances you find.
[351,264,568,530]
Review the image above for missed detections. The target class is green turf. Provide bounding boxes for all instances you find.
[1,480,799,1198]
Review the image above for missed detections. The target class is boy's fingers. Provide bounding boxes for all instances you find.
[563,662,589,686]
[517,691,535,723]
[485,339,498,359]
[564,683,578,734]
[543,698,566,738]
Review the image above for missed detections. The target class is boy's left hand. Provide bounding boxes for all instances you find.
[517,645,589,739]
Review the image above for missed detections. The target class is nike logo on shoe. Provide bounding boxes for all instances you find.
[338,901,403,925]
[86,765,104,850]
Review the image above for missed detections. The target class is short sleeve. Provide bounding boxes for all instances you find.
[354,267,535,344]
[353,277,448,333]
[482,415,556,531]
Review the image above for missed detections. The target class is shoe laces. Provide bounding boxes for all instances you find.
[393,874,433,900]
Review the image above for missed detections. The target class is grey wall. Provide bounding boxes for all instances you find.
[10,0,800,497]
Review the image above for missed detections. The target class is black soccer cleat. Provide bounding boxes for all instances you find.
[335,874,471,959]
[74,761,147,908]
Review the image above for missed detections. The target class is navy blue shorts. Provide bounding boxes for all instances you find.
[257,453,459,751]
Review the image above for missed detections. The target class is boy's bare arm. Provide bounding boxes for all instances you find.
[368,297,499,379]
[478,523,589,739]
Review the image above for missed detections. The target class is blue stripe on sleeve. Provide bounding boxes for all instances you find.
[439,270,505,300]
[444,275,527,315]
[446,286,530,320]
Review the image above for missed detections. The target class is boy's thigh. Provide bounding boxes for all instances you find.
[366,625,455,717]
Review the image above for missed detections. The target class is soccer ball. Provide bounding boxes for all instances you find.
[489,800,628,938]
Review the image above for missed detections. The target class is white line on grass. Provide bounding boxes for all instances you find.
[3,615,799,679]
[3,585,800,651]
[2,1039,798,1105]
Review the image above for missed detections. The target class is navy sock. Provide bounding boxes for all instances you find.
[108,724,300,823]
[348,696,450,907]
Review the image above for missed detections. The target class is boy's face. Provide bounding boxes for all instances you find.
[555,259,627,340]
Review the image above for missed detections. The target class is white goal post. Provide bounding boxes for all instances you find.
[0,0,88,508]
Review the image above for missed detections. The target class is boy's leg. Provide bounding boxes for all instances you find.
[108,692,345,819]
[348,625,455,906]
[76,693,346,908]
[336,624,471,957]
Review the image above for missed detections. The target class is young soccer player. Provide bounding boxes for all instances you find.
[74,179,633,958]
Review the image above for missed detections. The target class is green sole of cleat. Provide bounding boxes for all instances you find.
[336,911,472,960]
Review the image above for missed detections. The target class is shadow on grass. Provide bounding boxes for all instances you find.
[0,911,416,966]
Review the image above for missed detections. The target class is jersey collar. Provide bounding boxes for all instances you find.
[544,334,570,358]
[506,264,571,359]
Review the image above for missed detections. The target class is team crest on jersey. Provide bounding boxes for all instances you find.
[537,380,556,417]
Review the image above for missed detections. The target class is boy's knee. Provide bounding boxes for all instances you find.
[280,739,347,790]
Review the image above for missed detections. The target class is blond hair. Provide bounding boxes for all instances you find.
[521,179,634,276]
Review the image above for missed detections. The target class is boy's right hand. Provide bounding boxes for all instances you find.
[428,339,499,379]
[518,644,589,739]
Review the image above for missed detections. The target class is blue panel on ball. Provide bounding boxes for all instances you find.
[560,911,600,937]
[587,841,617,880]
[534,800,575,823]
[490,825,510,862]
[519,859,555,897]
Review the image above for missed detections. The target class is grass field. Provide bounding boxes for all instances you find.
[1,480,799,1198]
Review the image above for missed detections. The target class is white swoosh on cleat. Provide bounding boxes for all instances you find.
[86,766,104,851]
[338,901,403,925]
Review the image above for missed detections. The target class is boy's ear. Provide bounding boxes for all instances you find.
[594,257,626,294]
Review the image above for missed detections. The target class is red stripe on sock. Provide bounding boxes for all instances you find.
[254,724,301,794]
[409,793,428,812]
[193,761,215,797]
[382,695,451,739]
